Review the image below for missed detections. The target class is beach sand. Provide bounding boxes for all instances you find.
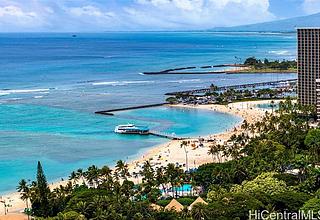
[127,100,273,174]
[0,100,277,219]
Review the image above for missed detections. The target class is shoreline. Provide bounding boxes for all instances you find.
[127,100,272,173]
[0,100,277,217]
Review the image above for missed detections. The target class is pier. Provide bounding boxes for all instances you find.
[95,103,168,116]
[143,64,246,75]
[144,70,226,75]
[165,79,297,96]
[95,103,189,140]
[148,130,187,140]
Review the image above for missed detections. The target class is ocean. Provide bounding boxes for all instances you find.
[0,32,297,193]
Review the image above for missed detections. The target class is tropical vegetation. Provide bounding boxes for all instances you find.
[17,98,320,219]
[242,57,297,72]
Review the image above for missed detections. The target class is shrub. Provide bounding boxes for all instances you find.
[177,197,195,206]
[208,192,264,220]
[156,200,171,207]
[271,191,310,212]
[231,172,287,196]
[302,197,320,213]
[274,173,300,186]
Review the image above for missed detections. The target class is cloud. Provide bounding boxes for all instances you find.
[303,0,320,14]
[63,5,122,31]
[0,5,41,30]
[0,5,36,17]
[136,0,202,11]
[130,0,275,29]
[0,0,276,32]
[68,6,115,18]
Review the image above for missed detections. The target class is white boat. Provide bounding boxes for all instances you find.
[114,124,149,135]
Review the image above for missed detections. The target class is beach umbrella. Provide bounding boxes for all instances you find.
[188,197,208,210]
[164,199,184,212]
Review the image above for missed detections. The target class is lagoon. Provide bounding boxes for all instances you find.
[0,104,241,193]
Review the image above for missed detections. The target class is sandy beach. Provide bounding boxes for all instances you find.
[127,100,274,174]
[0,100,278,219]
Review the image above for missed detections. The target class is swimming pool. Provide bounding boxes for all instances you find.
[256,103,279,110]
[162,184,193,192]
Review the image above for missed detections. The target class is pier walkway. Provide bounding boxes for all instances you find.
[165,79,297,96]
[148,130,187,140]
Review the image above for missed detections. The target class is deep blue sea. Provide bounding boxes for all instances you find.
[0,32,297,193]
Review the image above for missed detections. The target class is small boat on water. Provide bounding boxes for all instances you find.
[114,124,149,135]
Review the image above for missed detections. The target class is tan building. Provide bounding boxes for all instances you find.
[297,28,320,120]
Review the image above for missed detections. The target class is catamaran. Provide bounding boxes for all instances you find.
[114,124,149,135]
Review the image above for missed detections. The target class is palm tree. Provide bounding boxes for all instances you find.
[304,129,320,162]
[270,100,275,114]
[92,207,109,220]
[241,120,249,131]
[155,167,167,195]
[210,144,224,163]
[65,181,73,194]
[139,161,157,200]
[165,163,183,198]
[74,201,89,217]
[208,144,222,163]
[249,124,256,138]
[99,166,113,190]
[89,195,109,212]
[76,168,85,185]
[294,155,310,183]
[181,141,189,172]
[85,165,100,187]
[180,207,190,219]
[191,203,209,220]
[17,179,31,220]
[207,145,214,162]
[115,160,131,180]
[69,171,77,185]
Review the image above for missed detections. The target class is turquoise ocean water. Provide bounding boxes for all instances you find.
[0,32,297,193]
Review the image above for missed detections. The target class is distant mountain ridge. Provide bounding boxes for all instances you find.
[212,13,320,32]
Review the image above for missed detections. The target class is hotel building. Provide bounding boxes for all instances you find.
[297,28,320,120]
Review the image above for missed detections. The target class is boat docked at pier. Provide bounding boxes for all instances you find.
[114,124,149,135]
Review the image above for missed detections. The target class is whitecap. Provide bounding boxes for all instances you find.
[6,98,22,101]
[168,79,201,83]
[0,88,51,94]
[92,80,155,86]
[92,81,119,86]
[268,50,291,55]
[123,80,155,84]
[0,92,10,96]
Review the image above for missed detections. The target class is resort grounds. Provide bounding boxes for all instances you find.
[0,99,277,218]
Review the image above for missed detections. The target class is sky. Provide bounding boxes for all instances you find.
[0,0,319,32]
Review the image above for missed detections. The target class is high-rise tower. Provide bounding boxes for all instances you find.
[297,28,320,120]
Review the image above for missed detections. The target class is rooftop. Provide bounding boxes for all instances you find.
[296,27,320,30]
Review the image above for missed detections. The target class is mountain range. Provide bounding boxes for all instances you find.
[212,12,320,32]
